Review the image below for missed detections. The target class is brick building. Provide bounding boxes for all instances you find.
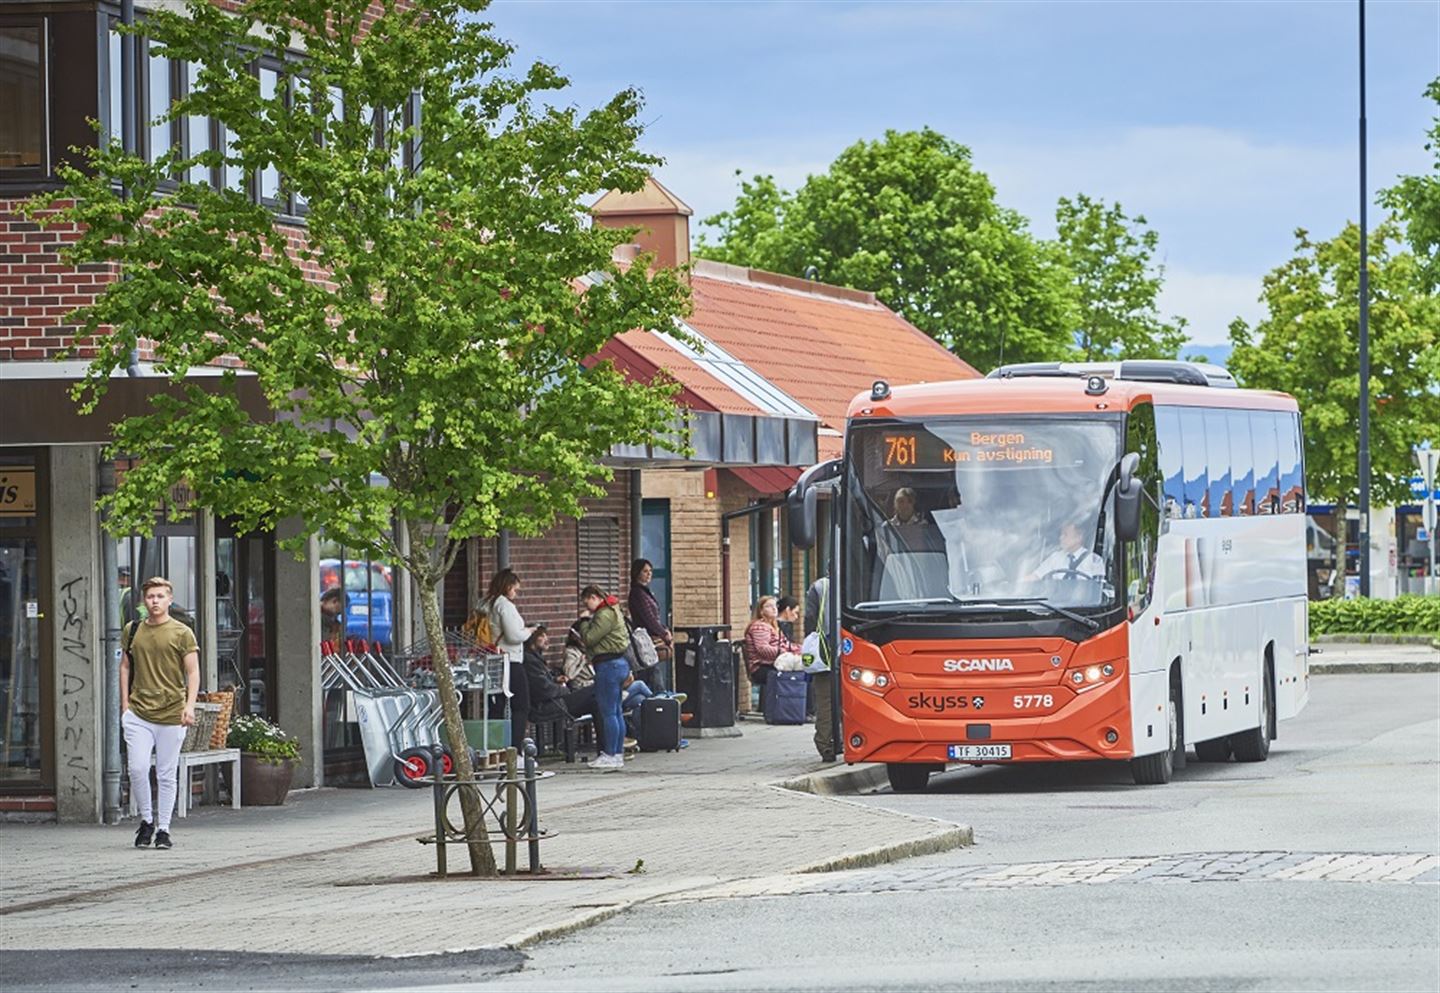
[0,3,817,818]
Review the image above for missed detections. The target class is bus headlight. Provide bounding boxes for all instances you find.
[1071,671,1085,685]
[1085,665,1102,683]
[860,670,876,687]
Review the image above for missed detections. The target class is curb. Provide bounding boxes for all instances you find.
[772,762,888,796]
[793,826,974,874]
[1315,634,1439,646]
[1311,660,1440,674]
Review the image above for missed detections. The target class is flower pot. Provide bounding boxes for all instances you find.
[239,753,296,806]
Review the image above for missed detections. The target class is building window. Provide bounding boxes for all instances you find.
[577,516,620,593]
[145,49,174,167]
[182,60,212,187]
[0,21,47,172]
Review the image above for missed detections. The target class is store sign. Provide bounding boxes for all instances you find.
[0,468,36,517]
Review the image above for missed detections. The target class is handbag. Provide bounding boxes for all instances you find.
[628,623,660,671]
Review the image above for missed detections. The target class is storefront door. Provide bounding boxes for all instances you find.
[0,454,51,791]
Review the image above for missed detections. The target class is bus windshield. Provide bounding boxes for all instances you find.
[843,417,1124,618]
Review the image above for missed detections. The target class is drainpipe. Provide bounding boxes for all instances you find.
[99,460,122,824]
[629,469,643,565]
[121,0,141,378]
[496,529,510,571]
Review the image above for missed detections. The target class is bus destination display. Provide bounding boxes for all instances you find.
[881,431,1055,470]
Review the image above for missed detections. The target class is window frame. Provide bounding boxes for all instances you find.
[0,17,51,180]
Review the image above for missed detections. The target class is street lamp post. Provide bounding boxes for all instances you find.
[1357,0,1372,597]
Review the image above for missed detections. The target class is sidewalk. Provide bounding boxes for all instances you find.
[0,723,970,957]
[1310,637,1440,674]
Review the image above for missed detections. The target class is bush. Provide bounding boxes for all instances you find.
[1309,595,1440,636]
[226,714,301,763]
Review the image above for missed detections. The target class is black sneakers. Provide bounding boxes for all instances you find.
[134,821,154,848]
[153,830,172,850]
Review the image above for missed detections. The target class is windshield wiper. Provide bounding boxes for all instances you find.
[851,610,958,633]
[957,597,1101,631]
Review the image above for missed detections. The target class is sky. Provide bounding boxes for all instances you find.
[487,0,1438,348]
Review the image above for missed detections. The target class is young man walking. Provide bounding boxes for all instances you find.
[121,576,199,849]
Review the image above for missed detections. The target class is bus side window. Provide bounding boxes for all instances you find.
[1251,410,1280,514]
[1178,408,1208,519]
[1276,411,1303,514]
[1125,402,1160,613]
[1227,409,1255,516]
[1155,406,1185,520]
[1204,409,1231,518]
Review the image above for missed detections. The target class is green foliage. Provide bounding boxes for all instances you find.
[25,0,691,581]
[1052,194,1188,361]
[1227,222,1440,506]
[694,129,1074,369]
[226,714,301,763]
[1309,595,1440,636]
[1380,77,1440,294]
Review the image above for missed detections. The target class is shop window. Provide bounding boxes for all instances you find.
[317,540,395,653]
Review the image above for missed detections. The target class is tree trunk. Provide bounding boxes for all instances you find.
[414,559,497,876]
[1330,499,1348,599]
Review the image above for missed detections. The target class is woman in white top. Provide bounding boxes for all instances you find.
[480,568,532,751]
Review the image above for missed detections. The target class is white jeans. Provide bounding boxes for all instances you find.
[122,710,187,831]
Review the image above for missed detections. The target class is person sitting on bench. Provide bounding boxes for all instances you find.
[523,627,597,724]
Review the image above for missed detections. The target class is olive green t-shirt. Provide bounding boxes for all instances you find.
[125,617,198,725]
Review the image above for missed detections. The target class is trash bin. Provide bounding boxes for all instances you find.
[674,624,734,729]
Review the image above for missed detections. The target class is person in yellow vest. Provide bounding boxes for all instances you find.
[120,576,199,850]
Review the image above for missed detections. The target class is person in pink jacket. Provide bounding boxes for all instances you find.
[742,595,801,686]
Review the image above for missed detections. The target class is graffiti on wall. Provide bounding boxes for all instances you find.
[57,575,93,800]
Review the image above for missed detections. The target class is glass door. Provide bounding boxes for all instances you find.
[0,537,42,785]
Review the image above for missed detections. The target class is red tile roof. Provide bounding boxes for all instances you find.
[687,260,980,456]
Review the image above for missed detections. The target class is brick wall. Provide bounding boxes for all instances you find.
[441,475,633,666]
[0,201,114,361]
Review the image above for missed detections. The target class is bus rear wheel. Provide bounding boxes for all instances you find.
[1131,675,1181,785]
[886,763,939,793]
[1230,659,1274,762]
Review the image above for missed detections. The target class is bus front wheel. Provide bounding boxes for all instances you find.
[1131,674,1181,785]
[886,763,939,793]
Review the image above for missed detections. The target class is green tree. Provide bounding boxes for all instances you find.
[1380,77,1440,293]
[27,0,689,876]
[694,128,1073,369]
[1052,193,1188,361]
[1228,222,1439,518]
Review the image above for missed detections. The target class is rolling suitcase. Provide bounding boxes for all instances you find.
[638,697,682,752]
[763,671,808,725]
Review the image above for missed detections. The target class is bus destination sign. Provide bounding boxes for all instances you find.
[881,432,1055,470]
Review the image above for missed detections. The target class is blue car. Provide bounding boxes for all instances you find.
[319,558,393,650]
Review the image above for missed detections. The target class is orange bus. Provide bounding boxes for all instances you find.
[788,360,1310,791]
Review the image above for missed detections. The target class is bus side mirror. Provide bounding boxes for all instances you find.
[1115,452,1143,542]
[787,457,842,550]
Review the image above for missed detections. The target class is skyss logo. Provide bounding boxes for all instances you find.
[907,691,969,714]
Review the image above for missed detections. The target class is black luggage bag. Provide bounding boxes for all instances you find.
[638,697,682,752]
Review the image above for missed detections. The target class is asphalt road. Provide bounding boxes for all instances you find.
[5,674,1434,992]
[468,673,1438,993]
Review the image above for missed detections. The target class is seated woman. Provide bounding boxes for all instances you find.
[743,595,802,686]
[523,627,596,723]
[561,626,596,689]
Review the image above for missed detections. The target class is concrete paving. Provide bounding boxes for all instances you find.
[0,723,970,958]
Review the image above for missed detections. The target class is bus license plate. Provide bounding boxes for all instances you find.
[948,744,1012,760]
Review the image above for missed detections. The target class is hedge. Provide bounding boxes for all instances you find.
[1309,595,1440,636]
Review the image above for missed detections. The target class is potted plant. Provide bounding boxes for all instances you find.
[226,714,301,806]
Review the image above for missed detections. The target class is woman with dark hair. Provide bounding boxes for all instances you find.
[627,558,672,690]
[576,584,630,770]
[480,568,531,752]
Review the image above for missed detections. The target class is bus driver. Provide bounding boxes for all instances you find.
[1028,520,1104,583]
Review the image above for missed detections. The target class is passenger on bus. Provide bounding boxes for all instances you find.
[1028,520,1105,582]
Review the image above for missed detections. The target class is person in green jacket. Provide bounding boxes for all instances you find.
[577,585,630,770]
